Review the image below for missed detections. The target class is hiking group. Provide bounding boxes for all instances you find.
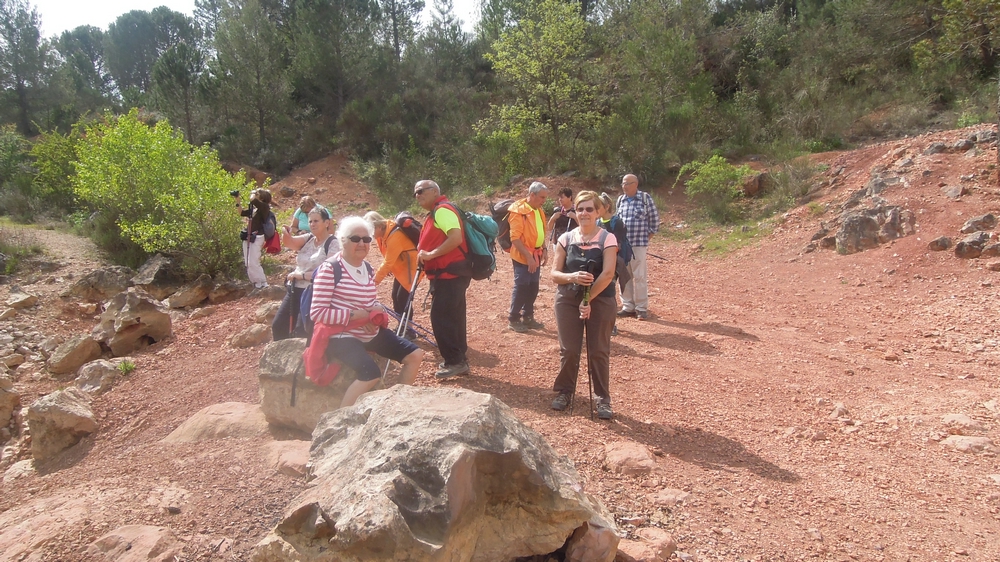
[249,175,660,419]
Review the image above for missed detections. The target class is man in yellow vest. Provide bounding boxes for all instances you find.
[507,181,549,332]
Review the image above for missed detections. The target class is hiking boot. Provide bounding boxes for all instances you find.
[596,400,613,420]
[636,311,649,320]
[404,329,418,341]
[508,320,529,333]
[522,317,545,330]
[435,361,470,379]
[551,393,572,411]
[617,308,636,318]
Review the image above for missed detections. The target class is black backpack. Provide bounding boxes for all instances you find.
[491,199,515,252]
[392,211,422,246]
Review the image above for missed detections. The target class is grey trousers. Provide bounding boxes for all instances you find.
[552,287,615,402]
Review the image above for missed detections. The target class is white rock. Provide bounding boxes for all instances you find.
[941,435,999,454]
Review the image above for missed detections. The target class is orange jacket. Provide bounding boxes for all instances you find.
[507,198,547,265]
[375,226,419,291]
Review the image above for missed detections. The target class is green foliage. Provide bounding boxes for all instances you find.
[28,124,83,213]
[807,202,826,216]
[73,109,249,275]
[674,155,754,224]
[0,125,38,221]
[116,359,136,376]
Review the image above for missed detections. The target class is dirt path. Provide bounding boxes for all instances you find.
[2,127,1000,560]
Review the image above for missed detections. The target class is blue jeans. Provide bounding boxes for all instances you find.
[509,260,541,322]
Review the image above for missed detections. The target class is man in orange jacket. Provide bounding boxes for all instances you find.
[507,181,549,332]
[364,211,420,340]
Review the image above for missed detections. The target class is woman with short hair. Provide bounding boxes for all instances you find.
[549,191,618,420]
[364,211,420,339]
[310,216,424,408]
[272,208,340,341]
[289,196,326,234]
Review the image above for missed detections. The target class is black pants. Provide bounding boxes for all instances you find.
[391,278,410,314]
[272,285,305,341]
[430,276,470,365]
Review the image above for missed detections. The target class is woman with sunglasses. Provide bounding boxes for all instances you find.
[549,191,618,420]
[310,216,424,407]
[272,208,339,341]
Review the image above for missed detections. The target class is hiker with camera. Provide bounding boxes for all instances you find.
[507,181,549,333]
[234,188,272,289]
[309,216,424,408]
[549,191,618,420]
[364,211,420,341]
[272,208,339,341]
[414,179,472,379]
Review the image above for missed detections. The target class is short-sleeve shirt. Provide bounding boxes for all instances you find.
[433,206,461,234]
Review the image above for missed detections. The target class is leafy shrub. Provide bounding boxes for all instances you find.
[74,110,252,276]
[0,127,37,222]
[674,155,754,224]
[29,125,84,213]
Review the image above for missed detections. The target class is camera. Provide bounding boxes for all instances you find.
[230,190,241,197]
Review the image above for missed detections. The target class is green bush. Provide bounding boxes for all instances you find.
[674,155,754,224]
[0,127,37,222]
[74,110,252,276]
[29,125,84,213]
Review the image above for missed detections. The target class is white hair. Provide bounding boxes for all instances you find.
[528,181,548,195]
[336,216,374,244]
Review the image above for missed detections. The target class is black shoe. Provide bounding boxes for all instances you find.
[435,362,470,379]
[596,401,613,420]
[404,329,418,341]
[617,308,636,318]
[508,320,529,333]
[636,311,649,320]
[551,393,571,411]
[611,325,619,336]
[522,317,545,330]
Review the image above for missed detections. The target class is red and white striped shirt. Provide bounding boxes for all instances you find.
[309,253,379,342]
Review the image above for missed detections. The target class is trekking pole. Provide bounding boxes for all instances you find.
[382,265,424,382]
[648,252,669,262]
[582,259,598,421]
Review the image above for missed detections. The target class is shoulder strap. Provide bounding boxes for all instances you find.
[332,259,343,286]
[598,228,609,249]
[322,235,336,254]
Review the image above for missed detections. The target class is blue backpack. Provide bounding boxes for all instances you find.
[431,202,498,281]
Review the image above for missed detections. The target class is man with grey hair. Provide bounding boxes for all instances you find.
[414,180,472,378]
[616,173,659,320]
[506,181,549,332]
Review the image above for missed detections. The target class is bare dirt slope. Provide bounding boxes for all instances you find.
[2,126,1000,561]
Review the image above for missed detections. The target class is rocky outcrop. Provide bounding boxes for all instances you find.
[27,387,98,461]
[60,266,134,302]
[257,339,378,434]
[164,274,213,309]
[47,335,102,376]
[253,385,618,562]
[92,289,172,356]
[208,279,252,304]
[835,213,880,254]
[131,254,185,300]
[162,402,270,443]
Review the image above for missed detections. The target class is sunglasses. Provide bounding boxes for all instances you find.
[576,206,596,213]
[414,187,432,197]
[347,235,373,243]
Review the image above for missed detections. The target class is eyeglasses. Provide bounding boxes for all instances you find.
[347,235,373,243]
[414,187,431,197]
[576,206,596,213]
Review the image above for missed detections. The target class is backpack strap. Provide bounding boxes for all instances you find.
[322,235,337,255]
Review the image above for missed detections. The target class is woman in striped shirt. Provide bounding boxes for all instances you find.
[310,216,424,407]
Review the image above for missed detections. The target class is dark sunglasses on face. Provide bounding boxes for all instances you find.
[414,187,431,197]
[348,235,373,243]
[576,206,596,213]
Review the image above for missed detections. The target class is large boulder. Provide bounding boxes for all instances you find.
[253,386,619,562]
[27,387,98,461]
[164,274,213,309]
[257,339,381,434]
[47,335,102,376]
[131,254,185,300]
[835,213,880,254]
[230,324,271,348]
[60,266,135,302]
[92,289,172,356]
[162,402,270,442]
